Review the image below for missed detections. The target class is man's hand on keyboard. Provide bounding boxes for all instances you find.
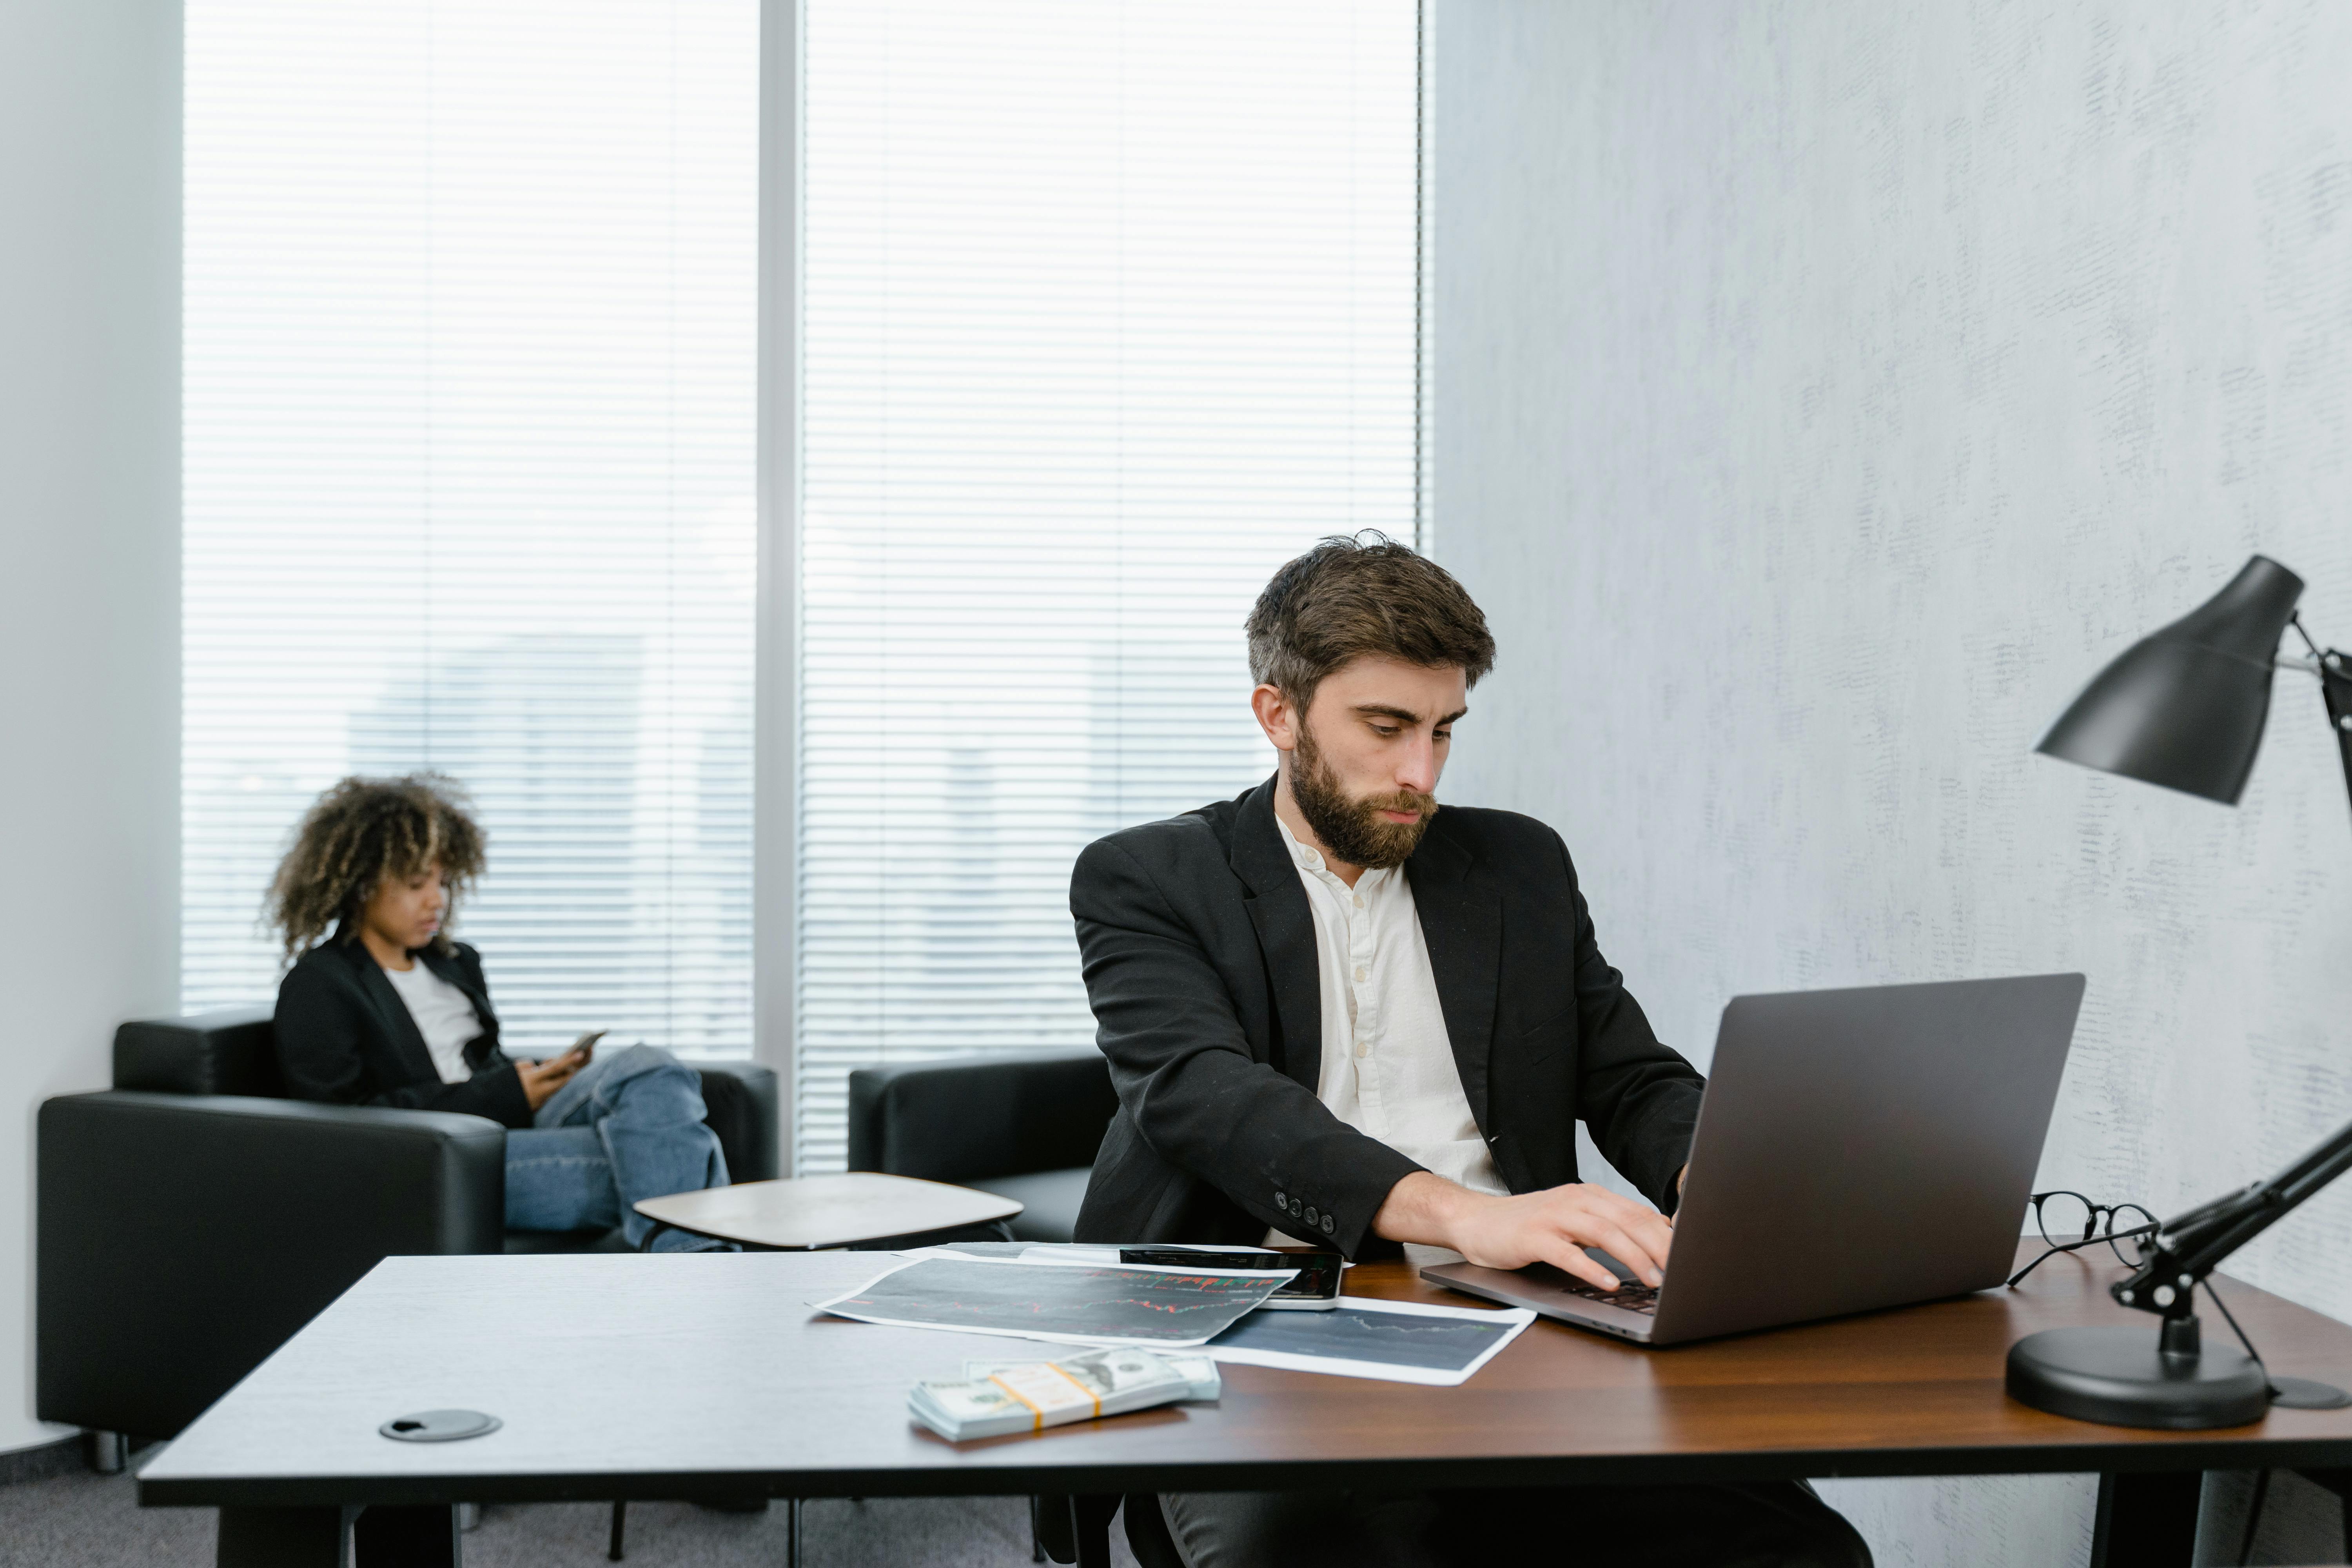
[1374,1172,1673,1292]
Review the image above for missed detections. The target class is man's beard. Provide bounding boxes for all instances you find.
[1289,722,1438,870]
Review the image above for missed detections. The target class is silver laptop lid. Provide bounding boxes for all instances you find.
[1645,973,2084,1345]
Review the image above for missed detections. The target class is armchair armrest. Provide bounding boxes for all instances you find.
[847,1050,1116,1182]
[693,1060,780,1183]
[113,1005,279,1096]
[37,1091,505,1438]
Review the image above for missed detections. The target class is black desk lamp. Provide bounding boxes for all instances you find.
[2016,554,2352,1426]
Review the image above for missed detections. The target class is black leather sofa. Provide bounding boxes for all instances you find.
[37,1007,777,1443]
[846,1049,1116,1243]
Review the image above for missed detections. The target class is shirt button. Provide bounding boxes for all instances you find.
[1353,965,1367,982]
[1321,1214,1336,1234]
[1352,895,1364,908]
[1353,1039,1369,1058]
[1275,1190,1286,1209]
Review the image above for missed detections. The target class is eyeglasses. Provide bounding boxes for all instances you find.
[2006,1189,2160,1289]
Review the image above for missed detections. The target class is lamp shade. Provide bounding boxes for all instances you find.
[2036,555,2304,804]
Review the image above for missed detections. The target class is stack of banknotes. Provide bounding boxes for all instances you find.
[909,1347,1223,1442]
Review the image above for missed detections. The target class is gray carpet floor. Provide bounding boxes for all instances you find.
[0,1454,1147,1568]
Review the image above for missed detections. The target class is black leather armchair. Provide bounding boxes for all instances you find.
[845,1049,1115,1243]
[844,1050,1174,1567]
[37,1007,778,1442]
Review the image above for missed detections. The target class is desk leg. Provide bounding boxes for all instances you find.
[216,1506,352,1567]
[351,1504,459,1566]
[2296,1468,2352,1559]
[1032,1494,1118,1567]
[2090,1472,2201,1568]
[1071,1495,1120,1568]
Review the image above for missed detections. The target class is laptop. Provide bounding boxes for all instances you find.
[1421,973,2085,1346]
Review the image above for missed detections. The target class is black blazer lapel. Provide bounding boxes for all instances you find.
[338,940,442,1086]
[1229,777,1323,1091]
[1406,812,1500,1131]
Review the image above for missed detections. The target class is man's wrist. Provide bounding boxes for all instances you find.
[1373,1170,1486,1250]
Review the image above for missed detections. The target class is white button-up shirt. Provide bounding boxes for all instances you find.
[1267,815,1505,1258]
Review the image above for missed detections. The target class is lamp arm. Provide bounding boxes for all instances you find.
[2114,1113,2352,1318]
[2313,645,2352,821]
[2272,621,2352,822]
[2093,610,2352,1318]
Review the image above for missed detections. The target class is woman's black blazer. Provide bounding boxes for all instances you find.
[274,934,534,1129]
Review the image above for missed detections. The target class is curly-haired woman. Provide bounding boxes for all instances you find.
[269,773,730,1250]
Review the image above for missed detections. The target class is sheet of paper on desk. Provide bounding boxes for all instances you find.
[899,1241,1330,1269]
[814,1254,1297,1347]
[1202,1296,1537,1386]
[896,1242,1127,1265]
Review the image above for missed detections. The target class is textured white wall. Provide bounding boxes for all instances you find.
[1430,2,2352,1562]
[0,0,180,1455]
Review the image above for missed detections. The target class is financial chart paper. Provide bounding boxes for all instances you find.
[1203,1296,1537,1385]
[816,1256,1295,1347]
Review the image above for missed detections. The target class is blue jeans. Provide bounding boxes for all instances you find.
[503,1044,731,1251]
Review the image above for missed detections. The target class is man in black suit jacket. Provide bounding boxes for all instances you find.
[1071,536,1867,1567]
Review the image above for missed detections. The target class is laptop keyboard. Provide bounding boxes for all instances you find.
[1561,1278,1660,1315]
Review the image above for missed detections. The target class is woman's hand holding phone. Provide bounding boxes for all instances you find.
[514,1031,606,1111]
[515,1056,574,1110]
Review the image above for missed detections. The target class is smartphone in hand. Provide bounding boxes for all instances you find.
[564,1030,607,1066]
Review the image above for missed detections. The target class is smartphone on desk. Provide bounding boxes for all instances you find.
[1119,1246,1345,1310]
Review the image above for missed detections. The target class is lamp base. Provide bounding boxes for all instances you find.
[2267,1375,2352,1410]
[2008,1323,2270,1429]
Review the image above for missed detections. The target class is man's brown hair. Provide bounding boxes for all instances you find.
[1245,531,1497,706]
[267,773,487,960]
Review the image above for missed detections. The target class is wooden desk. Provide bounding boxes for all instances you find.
[140,1243,2352,1566]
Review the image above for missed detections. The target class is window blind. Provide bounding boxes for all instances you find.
[798,0,1422,1169]
[183,1,760,1058]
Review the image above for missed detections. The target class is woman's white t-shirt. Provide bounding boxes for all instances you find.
[379,960,485,1085]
